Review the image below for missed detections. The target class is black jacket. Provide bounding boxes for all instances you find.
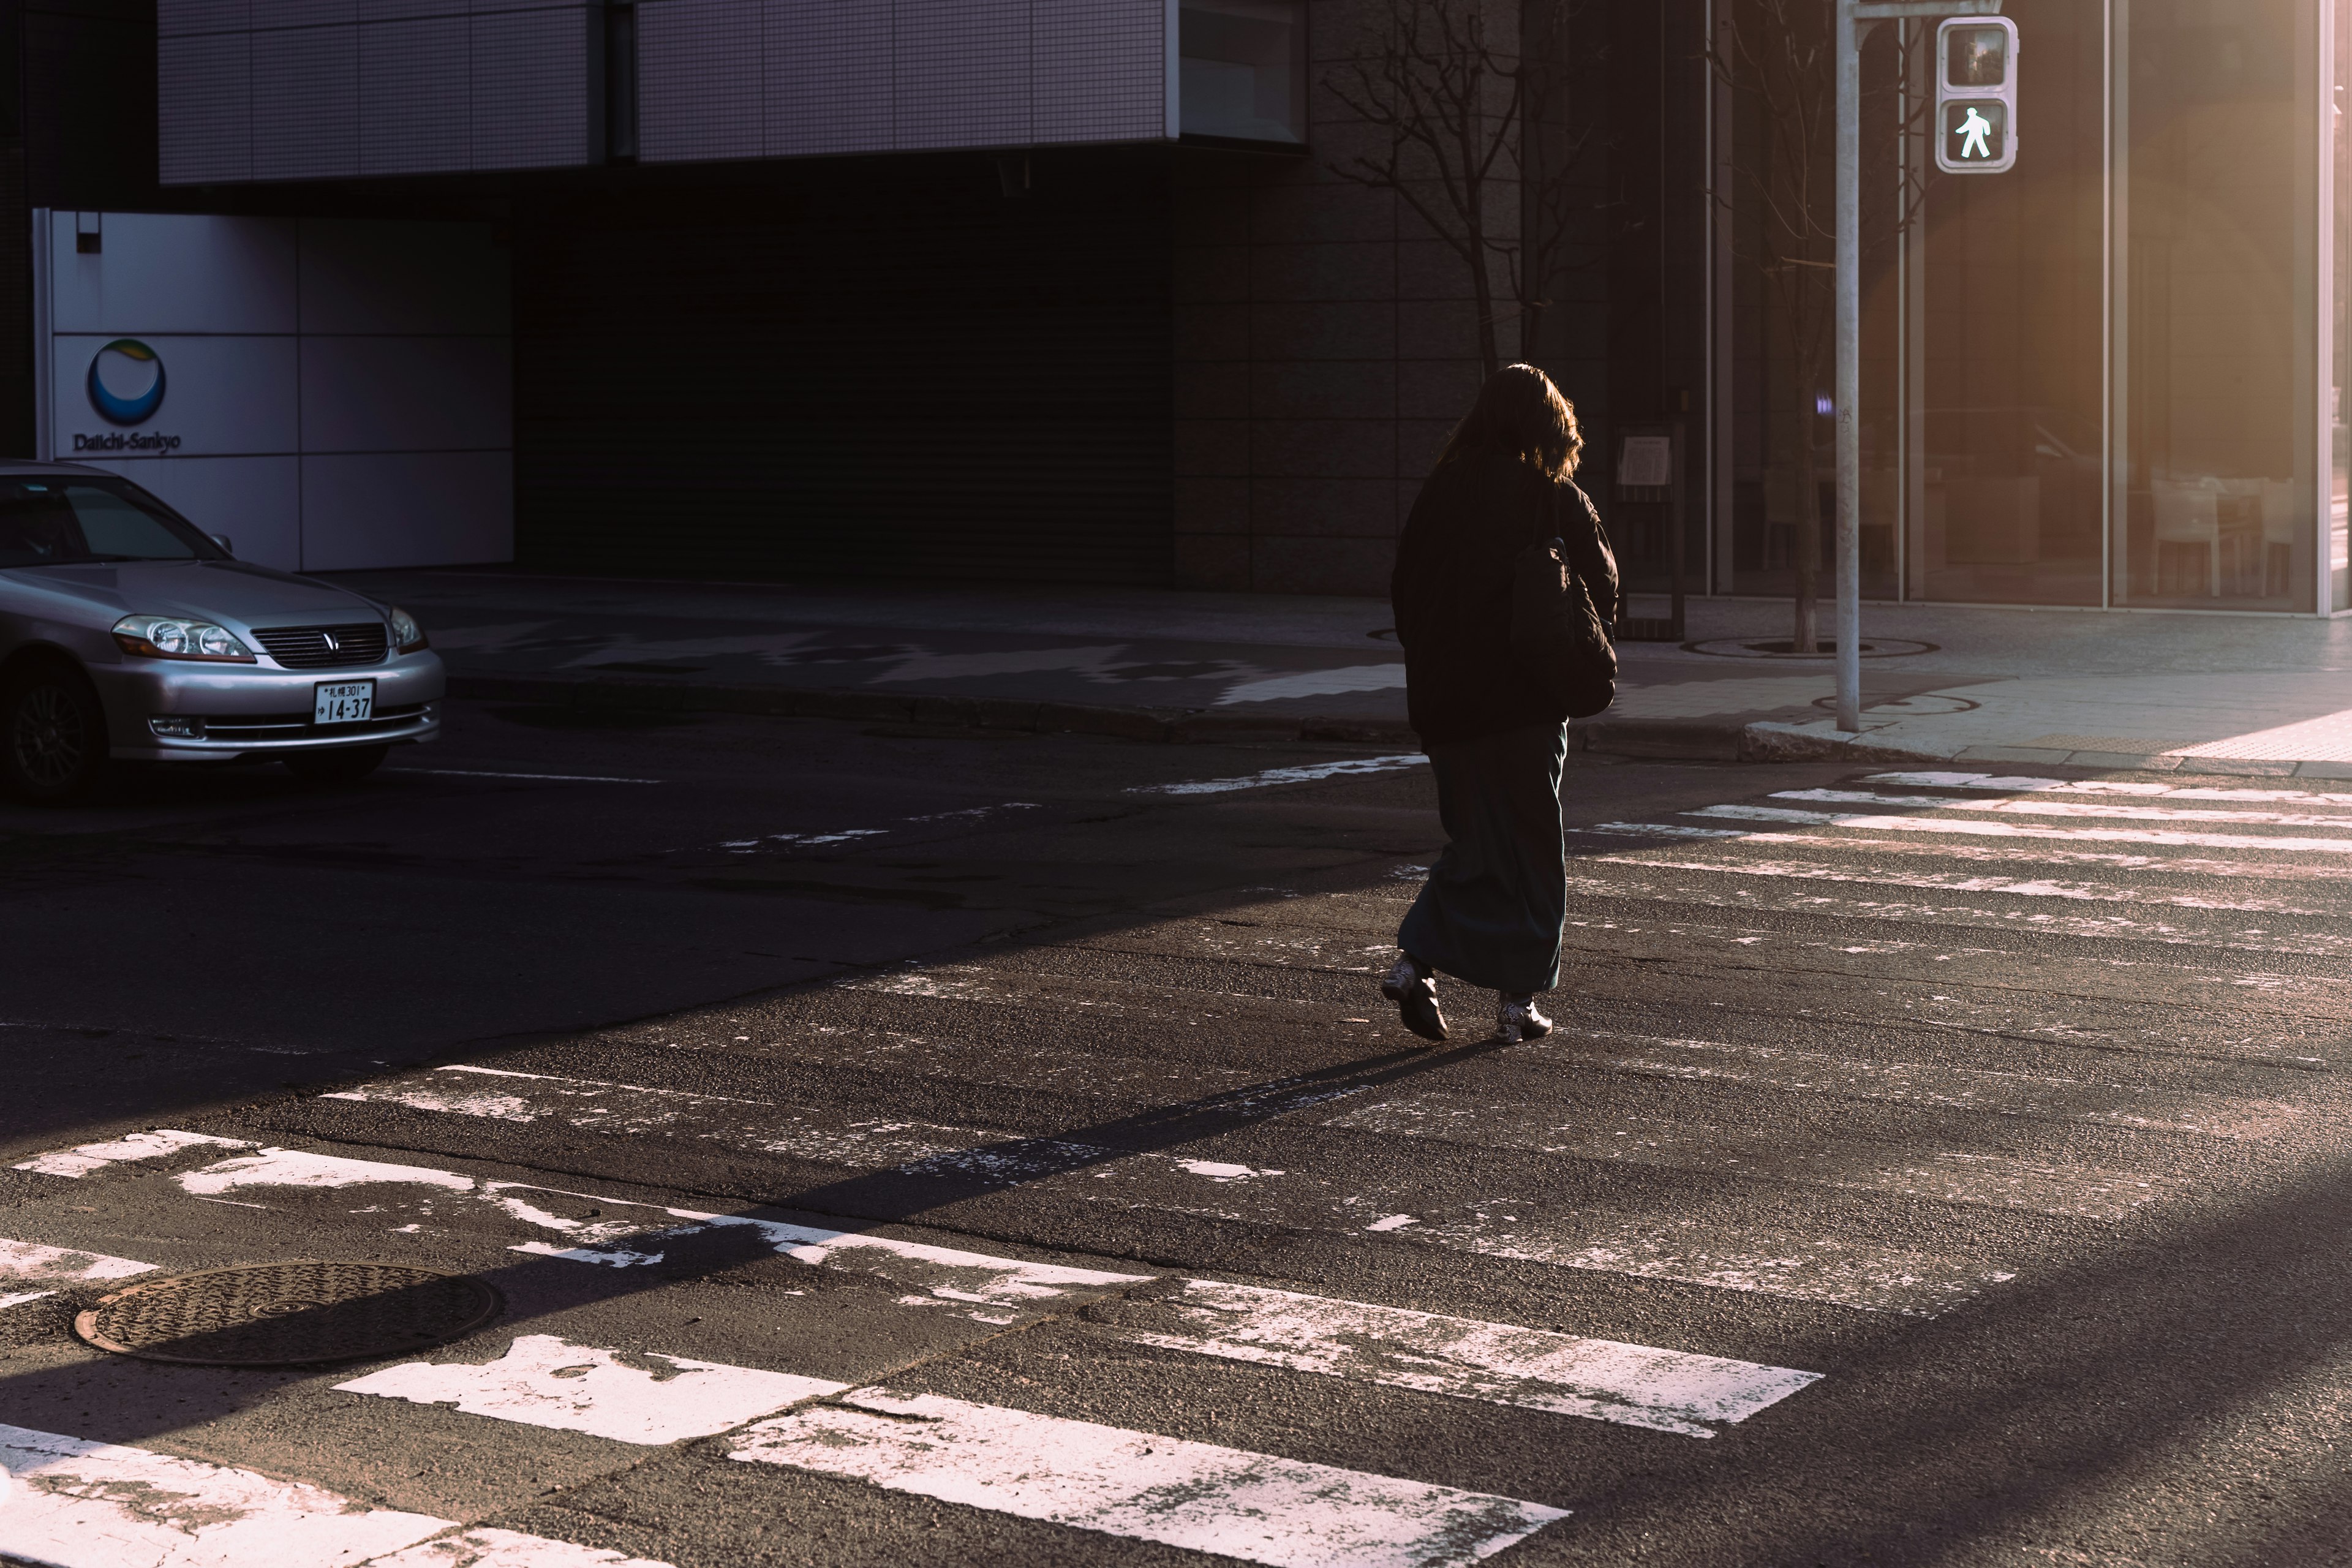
[1391,451,1620,745]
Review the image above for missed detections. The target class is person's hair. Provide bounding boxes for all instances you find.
[1434,364,1583,481]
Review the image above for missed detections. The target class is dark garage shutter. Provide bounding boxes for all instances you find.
[513,151,1173,586]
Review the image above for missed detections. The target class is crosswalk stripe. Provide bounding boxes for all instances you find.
[166,1147,1149,1322]
[1556,870,2352,957]
[1129,755,1428,796]
[337,1335,843,1444]
[326,1065,1354,1191]
[1686,802,2352,854]
[0,1420,457,1568]
[1868,771,2352,805]
[336,1334,1570,1564]
[1585,853,2331,914]
[1098,1278,1820,1438]
[306,1073,2015,1310]
[0,1238,156,1313]
[521,1210,1154,1321]
[1,1238,155,1285]
[1522,1029,2290,1137]
[1589,823,2352,880]
[10,1128,254,1178]
[363,1529,673,1567]
[1425,1208,2011,1316]
[1324,1094,2179,1219]
[145,1140,1843,1411]
[727,1388,1567,1568]
[1777,787,2352,831]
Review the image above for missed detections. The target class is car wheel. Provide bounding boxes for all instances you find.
[282,745,390,786]
[2,663,108,803]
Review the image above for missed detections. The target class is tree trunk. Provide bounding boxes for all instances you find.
[1476,291,1501,381]
[1789,335,1824,655]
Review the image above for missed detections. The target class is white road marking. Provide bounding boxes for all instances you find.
[1687,803,2352,855]
[1777,788,2352,832]
[388,769,663,784]
[1102,1279,1819,1438]
[1327,1095,2178,1220]
[11,1127,254,1177]
[729,1389,1566,1568]
[361,1528,675,1567]
[1213,663,1408,706]
[1131,755,1427,796]
[179,1147,481,1197]
[314,1070,2010,1309]
[1523,1030,2291,1138]
[526,1210,1151,1321]
[325,1065,1352,1196]
[337,1335,843,1445]
[1586,825,2352,882]
[1554,869,2352,958]
[1432,1208,2013,1316]
[0,1420,455,1567]
[1869,772,2352,804]
[167,1144,1149,1321]
[1585,854,2331,915]
[0,1237,157,1292]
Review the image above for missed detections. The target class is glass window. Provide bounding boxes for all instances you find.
[2120,0,2312,609]
[0,480,219,567]
[1180,1,1303,145]
[1906,0,2106,606]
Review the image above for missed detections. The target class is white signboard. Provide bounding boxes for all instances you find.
[1619,435,1673,489]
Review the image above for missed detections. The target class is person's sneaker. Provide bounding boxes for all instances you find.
[1496,994,1553,1043]
[1380,954,1448,1043]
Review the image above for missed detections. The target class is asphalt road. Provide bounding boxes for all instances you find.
[2,698,2349,1568]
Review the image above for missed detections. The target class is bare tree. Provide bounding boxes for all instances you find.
[1707,0,1936,654]
[1325,0,1605,382]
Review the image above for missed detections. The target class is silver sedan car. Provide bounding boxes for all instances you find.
[0,461,445,801]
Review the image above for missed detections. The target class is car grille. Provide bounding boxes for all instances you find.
[252,623,388,669]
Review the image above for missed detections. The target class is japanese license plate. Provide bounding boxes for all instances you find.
[314,680,374,725]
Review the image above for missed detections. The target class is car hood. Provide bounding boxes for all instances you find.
[2,559,386,631]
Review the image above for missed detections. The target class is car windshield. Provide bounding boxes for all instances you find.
[0,477,224,568]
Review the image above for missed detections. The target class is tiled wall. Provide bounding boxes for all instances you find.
[159,0,599,183]
[637,0,1167,164]
[38,214,513,571]
[1170,0,1504,597]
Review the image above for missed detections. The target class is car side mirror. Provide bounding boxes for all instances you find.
[210,534,233,556]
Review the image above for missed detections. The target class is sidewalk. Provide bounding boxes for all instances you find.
[333,568,2352,775]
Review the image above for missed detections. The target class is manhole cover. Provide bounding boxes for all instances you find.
[75,1261,501,1366]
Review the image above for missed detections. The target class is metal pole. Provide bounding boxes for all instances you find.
[1835,2,1864,733]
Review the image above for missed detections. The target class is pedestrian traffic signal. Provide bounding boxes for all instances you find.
[1936,16,2017,174]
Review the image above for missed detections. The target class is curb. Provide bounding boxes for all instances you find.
[445,673,1419,747]
[1733,721,2352,778]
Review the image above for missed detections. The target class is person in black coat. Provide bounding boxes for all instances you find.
[1381,364,1619,1044]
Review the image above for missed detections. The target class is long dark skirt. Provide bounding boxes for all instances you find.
[1396,722,1569,994]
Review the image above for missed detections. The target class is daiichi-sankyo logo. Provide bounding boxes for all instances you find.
[86,339,165,425]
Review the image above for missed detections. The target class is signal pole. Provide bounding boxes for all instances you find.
[1834,0,2003,733]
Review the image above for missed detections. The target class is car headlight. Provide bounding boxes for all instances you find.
[112,614,255,662]
[389,606,429,654]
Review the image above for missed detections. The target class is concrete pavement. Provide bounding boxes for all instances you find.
[334,569,2352,774]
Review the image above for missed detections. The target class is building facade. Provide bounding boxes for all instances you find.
[0,0,2342,612]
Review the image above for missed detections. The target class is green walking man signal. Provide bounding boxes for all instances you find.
[1936,15,2018,173]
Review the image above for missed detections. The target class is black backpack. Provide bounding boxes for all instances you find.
[1509,480,1617,720]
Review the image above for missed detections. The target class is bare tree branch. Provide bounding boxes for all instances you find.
[1324,0,1612,381]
